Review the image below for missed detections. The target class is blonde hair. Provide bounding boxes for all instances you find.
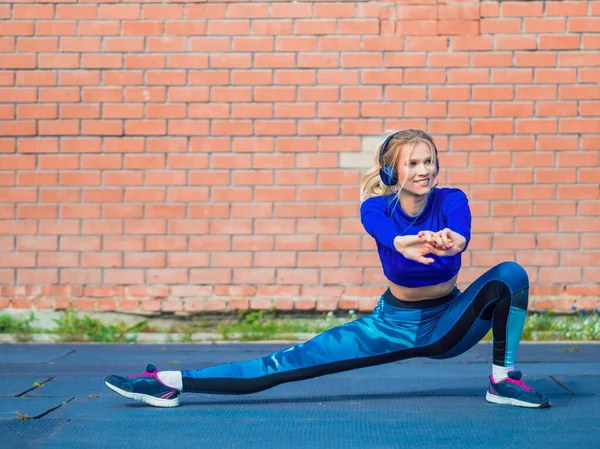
[360,129,439,202]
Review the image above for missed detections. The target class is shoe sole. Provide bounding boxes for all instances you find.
[104,381,180,408]
[486,391,550,408]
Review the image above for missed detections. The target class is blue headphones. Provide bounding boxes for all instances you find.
[378,131,440,186]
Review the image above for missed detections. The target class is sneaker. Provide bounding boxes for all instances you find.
[486,370,550,408]
[104,363,180,408]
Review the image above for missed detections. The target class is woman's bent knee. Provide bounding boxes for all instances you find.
[492,261,529,293]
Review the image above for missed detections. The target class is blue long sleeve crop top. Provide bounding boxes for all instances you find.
[360,187,471,288]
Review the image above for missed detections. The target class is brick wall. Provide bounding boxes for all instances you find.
[1,0,599,315]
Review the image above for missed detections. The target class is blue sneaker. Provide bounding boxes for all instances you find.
[104,364,180,408]
[486,370,550,408]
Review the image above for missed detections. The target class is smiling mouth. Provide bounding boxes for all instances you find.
[415,179,429,186]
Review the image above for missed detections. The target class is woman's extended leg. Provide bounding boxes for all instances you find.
[178,305,421,394]
[103,288,458,406]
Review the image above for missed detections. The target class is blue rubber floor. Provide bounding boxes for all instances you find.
[1,342,599,449]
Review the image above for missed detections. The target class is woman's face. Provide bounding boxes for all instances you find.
[396,141,436,196]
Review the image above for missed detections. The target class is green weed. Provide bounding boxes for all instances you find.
[525,310,600,341]
[164,315,213,343]
[51,307,148,343]
[217,309,355,341]
[0,313,36,342]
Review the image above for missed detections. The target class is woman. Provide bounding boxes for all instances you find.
[104,129,550,409]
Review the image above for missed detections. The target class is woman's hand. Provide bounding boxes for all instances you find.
[418,229,453,249]
[417,228,466,257]
[393,235,437,265]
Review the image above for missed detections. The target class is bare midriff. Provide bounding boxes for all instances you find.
[388,274,458,302]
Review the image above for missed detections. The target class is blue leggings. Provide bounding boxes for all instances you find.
[181,261,529,394]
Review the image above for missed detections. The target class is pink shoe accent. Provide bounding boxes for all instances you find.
[127,365,177,390]
[490,373,533,391]
[127,369,157,380]
[506,377,533,391]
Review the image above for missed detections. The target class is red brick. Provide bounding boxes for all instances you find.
[207,19,250,35]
